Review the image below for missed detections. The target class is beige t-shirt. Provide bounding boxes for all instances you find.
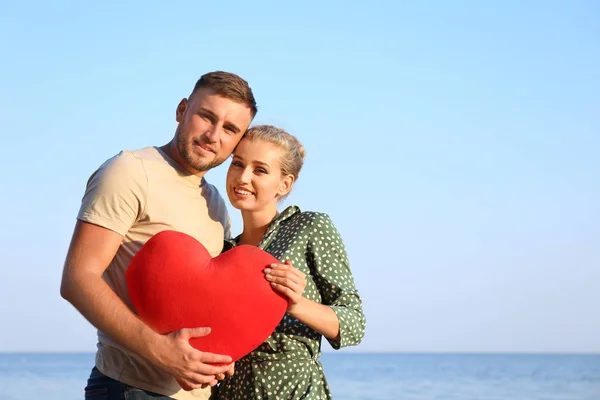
[77,146,230,399]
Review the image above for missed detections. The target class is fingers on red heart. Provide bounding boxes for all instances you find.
[126,231,287,363]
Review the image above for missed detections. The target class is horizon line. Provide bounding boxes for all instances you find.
[2,350,599,356]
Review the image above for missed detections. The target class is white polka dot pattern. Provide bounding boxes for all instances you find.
[215,206,366,400]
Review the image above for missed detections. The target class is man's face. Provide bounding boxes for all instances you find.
[174,87,253,173]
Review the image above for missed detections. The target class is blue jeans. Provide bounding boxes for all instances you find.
[84,367,172,399]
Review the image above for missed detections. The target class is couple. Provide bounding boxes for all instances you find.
[60,71,366,400]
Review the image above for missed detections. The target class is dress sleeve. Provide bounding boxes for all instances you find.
[77,151,147,236]
[307,212,366,349]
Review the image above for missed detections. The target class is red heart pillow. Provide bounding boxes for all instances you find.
[126,230,288,364]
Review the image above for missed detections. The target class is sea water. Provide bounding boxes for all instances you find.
[0,353,598,399]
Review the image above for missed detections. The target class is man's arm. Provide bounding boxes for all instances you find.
[60,220,233,390]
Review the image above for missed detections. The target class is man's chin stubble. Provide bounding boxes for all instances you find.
[177,141,222,173]
[184,151,226,173]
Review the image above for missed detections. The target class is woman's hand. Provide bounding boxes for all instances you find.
[264,260,307,312]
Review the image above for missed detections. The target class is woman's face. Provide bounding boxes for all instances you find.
[226,138,293,212]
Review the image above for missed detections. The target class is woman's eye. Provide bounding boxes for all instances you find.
[256,168,267,174]
[232,161,243,167]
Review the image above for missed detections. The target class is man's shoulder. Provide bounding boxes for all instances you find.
[97,146,165,175]
[201,179,228,208]
[106,146,160,165]
[126,146,163,160]
[99,146,148,165]
[201,179,222,196]
[200,179,231,236]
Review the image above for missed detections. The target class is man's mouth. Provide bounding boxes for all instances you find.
[193,140,215,154]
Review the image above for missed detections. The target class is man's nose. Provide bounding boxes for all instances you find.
[204,124,221,143]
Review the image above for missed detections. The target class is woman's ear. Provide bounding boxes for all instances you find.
[278,174,295,197]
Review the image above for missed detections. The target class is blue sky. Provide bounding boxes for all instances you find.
[0,1,598,353]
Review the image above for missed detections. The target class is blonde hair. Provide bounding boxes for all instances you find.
[244,125,306,181]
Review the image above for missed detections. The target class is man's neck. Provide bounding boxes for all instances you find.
[159,141,207,178]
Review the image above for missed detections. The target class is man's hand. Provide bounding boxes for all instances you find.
[150,327,234,391]
[215,361,235,383]
[61,221,233,391]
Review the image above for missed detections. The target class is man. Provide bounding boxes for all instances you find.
[60,71,257,399]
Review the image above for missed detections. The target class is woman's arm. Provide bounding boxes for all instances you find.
[265,212,366,348]
[264,261,341,341]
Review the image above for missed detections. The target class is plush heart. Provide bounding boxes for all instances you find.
[126,230,288,364]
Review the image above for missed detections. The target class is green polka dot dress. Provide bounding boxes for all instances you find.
[215,206,366,400]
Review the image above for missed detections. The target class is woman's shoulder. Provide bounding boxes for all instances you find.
[286,207,337,231]
[299,207,335,221]
[282,205,330,223]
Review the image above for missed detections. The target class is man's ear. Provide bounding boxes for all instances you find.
[278,175,295,197]
[176,98,188,123]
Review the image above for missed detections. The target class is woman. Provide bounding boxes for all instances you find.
[215,125,366,399]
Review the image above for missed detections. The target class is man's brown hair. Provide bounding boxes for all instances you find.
[192,71,258,118]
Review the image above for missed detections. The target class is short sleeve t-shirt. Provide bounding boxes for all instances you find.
[77,146,230,399]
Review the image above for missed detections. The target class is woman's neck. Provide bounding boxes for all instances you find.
[238,206,279,246]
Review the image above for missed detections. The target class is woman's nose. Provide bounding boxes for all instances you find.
[239,168,252,183]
